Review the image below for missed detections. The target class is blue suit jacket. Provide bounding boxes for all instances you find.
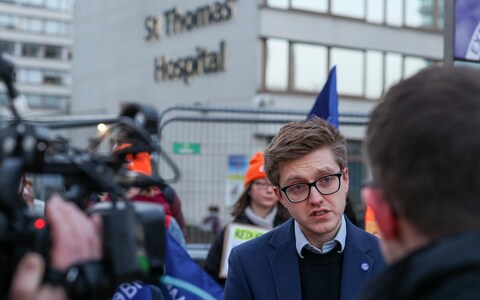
[224,217,385,300]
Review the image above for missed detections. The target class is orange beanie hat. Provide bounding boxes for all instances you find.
[114,143,152,176]
[244,151,267,187]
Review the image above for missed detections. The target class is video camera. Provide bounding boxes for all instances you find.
[0,52,167,299]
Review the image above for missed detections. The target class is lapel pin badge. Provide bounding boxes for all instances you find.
[361,263,369,271]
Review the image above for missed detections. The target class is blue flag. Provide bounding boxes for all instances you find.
[159,232,224,300]
[112,232,224,300]
[307,66,339,128]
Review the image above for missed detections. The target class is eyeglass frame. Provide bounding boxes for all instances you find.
[251,180,274,189]
[279,171,344,203]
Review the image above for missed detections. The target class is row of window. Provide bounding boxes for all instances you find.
[266,0,444,31]
[263,38,440,99]
[0,0,73,12]
[17,67,72,86]
[0,92,68,110]
[0,12,72,36]
[1,40,67,60]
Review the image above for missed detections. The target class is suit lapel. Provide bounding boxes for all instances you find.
[340,220,374,300]
[268,219,302,300]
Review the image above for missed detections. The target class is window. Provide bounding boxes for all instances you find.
[292,43,327,92]
[0,14,15,29]
[25,94,42,108]
[265,39,289,90]
[46,0,61,10]
[43,70,63,85]
[406,0,434,28]
[45,45,62,59]
[0,40,15,55]
[331,0,365,19]
[17,69,43,84]
[266,0,288,9]
[265,0,443,30]
[22,43,41,58]
[436,0,444,30]
[292,0,328,13]
[263,38,441,98]
[21,0,43,6]
[45,20,60,35]
[385,53,402,91]
[43,95,64,109]
[365,51,383,99]
[25,94,68,110]
[22,18,42,33]
[386,0,403,26]
[366,0,384,23]
[404,56,430,78]
[330,48,364,96]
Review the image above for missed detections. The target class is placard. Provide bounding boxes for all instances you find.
[219,223,269,278]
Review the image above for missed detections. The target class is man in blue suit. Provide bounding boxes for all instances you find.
[224,116,385,300]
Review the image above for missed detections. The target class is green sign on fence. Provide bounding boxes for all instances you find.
[173,142,201,155]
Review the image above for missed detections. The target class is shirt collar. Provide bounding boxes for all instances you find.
[295,215,346,257]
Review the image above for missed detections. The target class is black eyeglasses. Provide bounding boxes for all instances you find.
[252,181,274,190]
[279,171,343,203]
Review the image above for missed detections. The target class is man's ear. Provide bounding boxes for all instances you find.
[362,187,399,240]
[273,187,286,206]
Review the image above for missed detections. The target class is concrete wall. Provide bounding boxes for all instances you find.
[73,0,260,115]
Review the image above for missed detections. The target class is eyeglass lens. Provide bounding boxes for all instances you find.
[285,174,341,202]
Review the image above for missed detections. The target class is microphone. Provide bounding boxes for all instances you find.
[0,53,30,117]
[115,170,165,188]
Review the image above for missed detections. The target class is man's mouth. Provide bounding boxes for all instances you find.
[310,209,329,216]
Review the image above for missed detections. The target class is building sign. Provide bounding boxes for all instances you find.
[145,0,235,84]
[145,16,162,42]
[164,1,234,36]
[145,0,235,41]
[173,142,201,155]
[155,41,226,84]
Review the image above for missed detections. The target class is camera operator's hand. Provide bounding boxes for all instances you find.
[9,252,66,300]
[9,195,102,300]
[47,195,102,270]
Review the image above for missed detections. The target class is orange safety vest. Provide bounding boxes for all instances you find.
[364,206,381,238]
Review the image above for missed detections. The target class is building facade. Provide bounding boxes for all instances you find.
[0,0,74,114]
[72,0,443,133]
[71,0,444,225]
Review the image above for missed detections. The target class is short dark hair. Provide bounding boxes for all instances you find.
[365,66,480,239]
[264,116,347,187]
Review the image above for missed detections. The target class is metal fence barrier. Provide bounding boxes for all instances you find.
[158,105,368,246]
[16,104,369,257]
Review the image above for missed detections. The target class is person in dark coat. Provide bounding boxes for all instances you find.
[361,66,480,299]
[204,151,290,286]
[224,117,385,300]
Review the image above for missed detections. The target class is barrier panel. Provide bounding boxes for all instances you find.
[23,105,368,246]
[157,105,368,244]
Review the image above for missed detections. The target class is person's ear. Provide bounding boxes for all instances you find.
[362,187,399,240]
[342,168,349,193]
[273,187,286,206]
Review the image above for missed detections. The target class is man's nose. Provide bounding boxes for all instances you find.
[308,185,325,204]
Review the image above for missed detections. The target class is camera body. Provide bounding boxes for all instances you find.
[0,50,166,300]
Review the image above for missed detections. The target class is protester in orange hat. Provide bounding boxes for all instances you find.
[204,151,290,286]
[113,143,187,247]
[113,142,152,176]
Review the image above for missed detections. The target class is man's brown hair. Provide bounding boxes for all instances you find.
[365,66,480,239]
[264,116,347,187]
